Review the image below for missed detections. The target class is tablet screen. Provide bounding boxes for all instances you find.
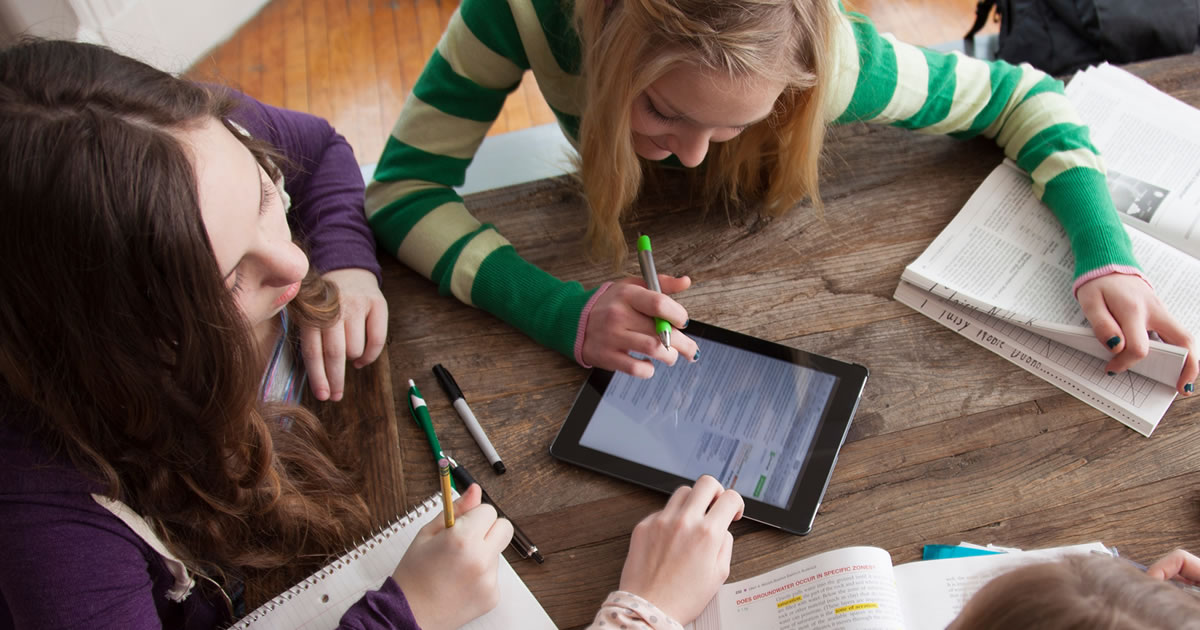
[578,337,838,509]
[551,320,868,535]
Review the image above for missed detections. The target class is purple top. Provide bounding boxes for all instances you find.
[0,95,414,629]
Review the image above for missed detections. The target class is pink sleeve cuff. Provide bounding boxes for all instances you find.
[586,591,684,630]
[1072,265,1153,298]
[574,281,614,368]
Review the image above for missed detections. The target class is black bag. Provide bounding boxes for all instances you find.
[966,0,1200,75]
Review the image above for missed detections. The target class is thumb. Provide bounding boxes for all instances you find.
[454,483,483,514]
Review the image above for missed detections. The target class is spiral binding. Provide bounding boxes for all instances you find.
[230,494,444,629]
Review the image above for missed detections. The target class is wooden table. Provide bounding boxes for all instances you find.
[375,53,1200,629]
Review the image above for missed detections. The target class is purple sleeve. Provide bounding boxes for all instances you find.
[0,492,208,630]
[337,577,422,630]
[227,93,382,284]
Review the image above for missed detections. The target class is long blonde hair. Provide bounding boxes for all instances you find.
[574,0,838,266]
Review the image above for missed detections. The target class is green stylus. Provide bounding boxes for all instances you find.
[636,235,672,350]
[407,379,456,491]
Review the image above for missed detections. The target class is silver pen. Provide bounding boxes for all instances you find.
[636,234,672,349]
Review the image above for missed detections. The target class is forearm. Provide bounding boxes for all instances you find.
[369,187,594,359]
[828,9,1139,278]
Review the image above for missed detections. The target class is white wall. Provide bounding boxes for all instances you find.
[71,0,270,72]
[0,0,80,40]
[1,0,268,72]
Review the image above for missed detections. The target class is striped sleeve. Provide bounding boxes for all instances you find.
[825,11,1139,279]
[366,0,596,360]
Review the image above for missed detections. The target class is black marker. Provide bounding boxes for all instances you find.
[433,364,505,474]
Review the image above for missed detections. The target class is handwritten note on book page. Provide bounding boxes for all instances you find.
[894,279,1175,435]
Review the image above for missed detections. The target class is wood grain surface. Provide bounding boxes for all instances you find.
[374,53,1200,629]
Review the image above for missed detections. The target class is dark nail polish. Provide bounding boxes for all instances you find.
[1107,371,1116,376]
[1106,336,1121,349]
[693,350,700,361]
[682,319,690,329]
[1187,383,1195,394]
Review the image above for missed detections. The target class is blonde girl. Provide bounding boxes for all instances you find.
[367,0,1196,394]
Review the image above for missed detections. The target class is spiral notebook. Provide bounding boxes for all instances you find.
[231,494,556,629]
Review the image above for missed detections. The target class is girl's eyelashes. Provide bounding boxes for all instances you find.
[643,97,682,124]
[641,95,751,132]
[232,172,278,295]
[260,178,277,216]
[230,270,244,296]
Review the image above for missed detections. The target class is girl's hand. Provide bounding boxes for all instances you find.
[581,275,699,378]
[618,475,744,624]
[1147,549,1200,585]
[1077,274,1197,395]
[392,484,514,630]
[301,268,389,401]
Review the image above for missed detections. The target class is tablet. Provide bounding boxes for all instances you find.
[550,321,868,535]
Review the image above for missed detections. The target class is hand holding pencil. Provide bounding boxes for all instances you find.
[392,483,514,629]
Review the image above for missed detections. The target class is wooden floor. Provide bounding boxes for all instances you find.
[185,0,997,166]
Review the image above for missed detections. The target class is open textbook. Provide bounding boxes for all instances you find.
[688,542,1109,629]
[894,64,1200,436]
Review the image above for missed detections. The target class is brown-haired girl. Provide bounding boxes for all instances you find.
[949,550,1200,629]
[0,39,511,629]
[366,0,1196,393]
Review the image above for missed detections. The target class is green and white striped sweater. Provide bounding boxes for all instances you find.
[366,0,1138,362]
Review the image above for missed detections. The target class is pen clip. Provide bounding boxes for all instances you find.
[432,363,464,401]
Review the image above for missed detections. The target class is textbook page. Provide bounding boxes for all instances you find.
[1066,64,1200,260]
[894,542,1110,629]
[894,279,1176,436]
[901,163,1195,386]
[689,546,903,630]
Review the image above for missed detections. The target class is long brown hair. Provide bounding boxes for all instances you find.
[0,39,369,590]
[573,0,837,266]
[950,554,1200,629]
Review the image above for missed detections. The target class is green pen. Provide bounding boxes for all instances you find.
[407,379,456,491]
[636,235,672,350]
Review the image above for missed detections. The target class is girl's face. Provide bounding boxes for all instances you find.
[186,118,309,345]
[630,64,786,167]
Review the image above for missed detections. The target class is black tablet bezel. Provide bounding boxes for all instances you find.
[549,320,868,535]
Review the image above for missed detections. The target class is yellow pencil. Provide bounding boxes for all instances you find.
[438,458,455,528]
